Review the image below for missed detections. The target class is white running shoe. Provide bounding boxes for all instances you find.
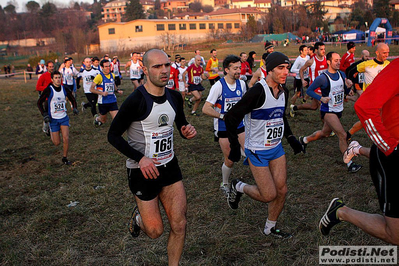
[220,182,230,198]
[81,102,85,112]
[289,104,295,117]
[343,141,361,164]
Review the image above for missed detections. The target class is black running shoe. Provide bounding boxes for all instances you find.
[299,136,307,154]
[187,99,193,108]
[347,162,362,173]
[264,227,293,239]
[62,157,71,165]
[128,206,141,238]
[319,198,345,235]
[346,131,352,142]
[227,179,243,209]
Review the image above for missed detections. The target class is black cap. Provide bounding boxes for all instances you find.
[266,52,290,73]
[264,41,274,51]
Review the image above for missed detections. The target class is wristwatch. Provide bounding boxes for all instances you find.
[219,113,224,120]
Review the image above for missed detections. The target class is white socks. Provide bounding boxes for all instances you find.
[221,163,232,185]
[264,219,277,235]
[235,181,247,193]
[303,136,309,144]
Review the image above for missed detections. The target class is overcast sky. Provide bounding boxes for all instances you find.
[0,0,94,12]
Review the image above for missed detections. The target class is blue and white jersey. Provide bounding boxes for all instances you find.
[244,79,285,151]
[207,78,245,132]
[61,66,78,86]
[47,85,68,120]
[96,72,117,104]
[320,71,345,113]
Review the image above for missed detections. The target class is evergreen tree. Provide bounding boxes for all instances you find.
[124,0,145,21]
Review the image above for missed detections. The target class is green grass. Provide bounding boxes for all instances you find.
[0,45,395,265]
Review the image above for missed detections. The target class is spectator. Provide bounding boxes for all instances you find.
[27,64,33,79]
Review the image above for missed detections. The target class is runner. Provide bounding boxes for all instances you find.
[125,52,143,91]
[298,52,362,173]
[166,54,179,91]
[345,50,370,102]
[90,59,123,126]
[320,58,399,244]
[290,42,327,116]
[37,70,78,165]
[239,52,252,82]
[188,50,205,67]
[206,49,220,86]
[78,57,100,117]
[259,41,274,68]
[225,52,303,239]
[346,43,390,140]
[177,57,188,100]
[182,55,208,116]
[171,54,181,69]
[108,48,197,265]
[36,60,55,136]
[92,57,100,71]
[36,59,47,79]
[111,56,122,89]
[202,55,247,197]
[289,45,310,111]
[339,41,356,72]
[248,52,268,88]
[60,57,79,98]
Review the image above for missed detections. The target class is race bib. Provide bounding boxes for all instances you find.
[66,73,73,84]
[114,68,119,76]
[53,101,66,113]
[303,69,309,76]
[224,97,240,112]
[166,79,174,89]
[193,76,201,85]
[332,90,344,106]
[318,69,326,76]
[358,73,364,83]
[264,118,284,147]
[150,128,173,163]
[131,70,140,78]
[105,83,114,94]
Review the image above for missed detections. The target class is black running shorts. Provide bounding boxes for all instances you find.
[370,144,399,218]
[127,156,183,201]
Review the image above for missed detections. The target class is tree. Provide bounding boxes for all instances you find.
[189,2,202,12]
[202,5,213,13]
[4,4,16,15]
[307,1,327,29]
[154,0,161,10]
[26,1,40,13]
[373,0,391,18]
[74,2,80,10]
[124,0,145,21]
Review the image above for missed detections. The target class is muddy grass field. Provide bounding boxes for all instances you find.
[0,50,394,265]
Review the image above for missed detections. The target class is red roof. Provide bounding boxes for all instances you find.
[254,0,272,3]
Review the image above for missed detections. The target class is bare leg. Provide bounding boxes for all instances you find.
[190,90,202,113]
[60,125,69,158]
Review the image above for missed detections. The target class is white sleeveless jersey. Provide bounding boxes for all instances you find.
[130,60,141,79]
[62,66,78,86]
[244,79,285,151]
[126,98,176,168]
[324,72,345,113]
[78,68,100,93]
[48,85,67,120]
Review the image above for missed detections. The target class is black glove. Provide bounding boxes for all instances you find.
[77,84,81,90]
[73,108,79,115]
[287,135,303,155]
[43,114,50,123]
[228,144,241,162]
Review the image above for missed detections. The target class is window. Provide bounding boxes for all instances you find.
[189,23,196,30]
[199,23,206,29]
[135,25,143,32]
[179,24,186,30]
[168,24,176,30]
[226,23,232,29]
[218,23,224,29]
[209,23,214,29]
[157,24,165,31]
[234,23,240,29]
[108,28,115,34]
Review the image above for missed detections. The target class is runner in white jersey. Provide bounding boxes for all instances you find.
[108,49,196,266]
[298,52,362,173]
[248,52,269,88]
[77,57,100,117]
[37,71,79,165]
[177,57,188,101]
[202,55,247,197]
[60,57,79,98]
[111,56,122,88]
[225,52,304,239]
[125,52,143,91]
[289,45,310,111]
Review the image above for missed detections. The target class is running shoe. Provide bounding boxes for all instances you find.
[187,99,193,108]
[347,161,362,173]
[264,227,293,239]
[220,182,230,198]
[319,198,345,235]
[289,104,295,118]
[299,136,307,154]
[301,98,306,104]
[191,111,200,116]
[62,157,71,165]
[227,179,243,209]
[329,131,336,137]
[343,141,361,164]
[81,102,85,112]
[128,206,141,238]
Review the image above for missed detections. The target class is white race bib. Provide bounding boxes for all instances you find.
[105,83,114,94]
[358,73,364,83]
[193,76,201,85]
[150,128,174,163]
[224,97,240,112]
[53,101,66,113]
[264,118,284,147]
[331,90,344,107]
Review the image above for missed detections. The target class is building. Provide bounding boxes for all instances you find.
[102,0,128,23]
[161,0,191,13]
[98,19,242,52]
[390,0,399,10]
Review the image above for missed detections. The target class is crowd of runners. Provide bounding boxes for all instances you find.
[35,43,399,265]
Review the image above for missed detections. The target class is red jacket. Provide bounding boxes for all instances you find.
[354,58,399,156]
[241,61,252,75]
[36,72,52,92]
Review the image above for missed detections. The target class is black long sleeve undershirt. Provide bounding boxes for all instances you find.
[37,85,77,116]
[108,86,189,163]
